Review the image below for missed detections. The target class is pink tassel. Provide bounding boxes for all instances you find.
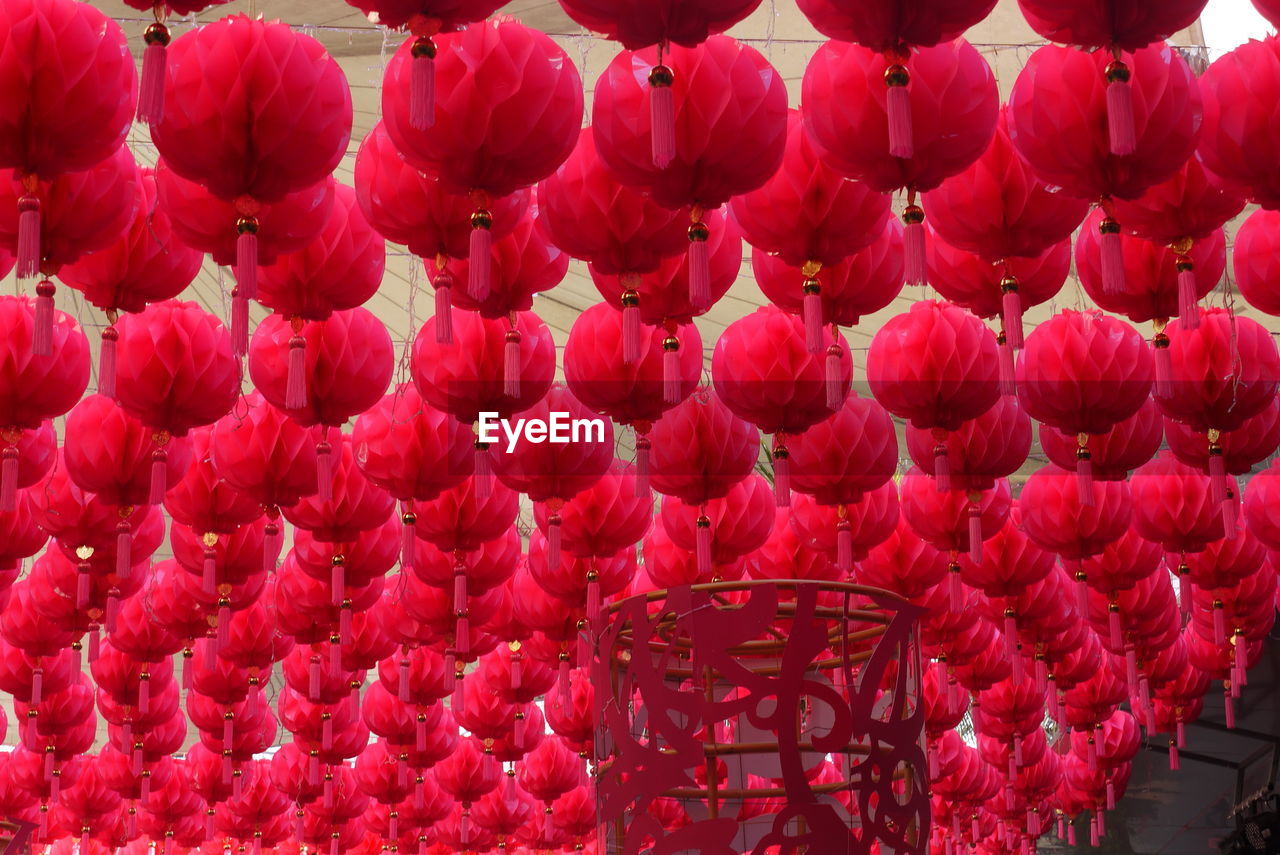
[1177,265,1199,330]
[1177,720,1186,749]
[1125,646,1139,695]
[76,567,90,610]
[264,520,282,573]
[33,281,54,357]
[928,744,939,780]
[401,507,416,570]
[217,603,230,650]
[444,654,456,693]
[635,435,650,494]
[332,560,345,608]
[434,273,453,344]
[468,216,492,301]
[1067,822,1077,847]
[1223,493,1238,536]
[474,444,493,497]
[772,447,790,507]
[1086,736,1097,771]
[116,521,132,579]
[1169,741,1179,770]
[972,816,982,843]
[453,569,468,624]
[695,515,712,579]
[1234,634,1247,686]
[137,28,168,125]
[663,337,682,405]
[0,446,16,512]
[803,285,823,355]
[587,576,601,629]
[309,657,321,701]
[138,675,150,716]
[825,344,844,410]
[1155,336,1173,398]
[1099,219,1124,295]
[308,753,319,787]
[17,195,40,280]
[948,568,963,611]
[622,299,642,364]
[886,72,914,159]
[1002,286,1023,350]
[1004,613,1018,660]
[998,339,1016,397]
[1225,690,1235,728]
[934,443,952,491]
[223,716,234,751]
[316,432,333,502]
[649,66,675,168]
[1108,607,1122,649]
[1105,63,1136,156]
[235,229,258,301]
[547,514,561,570]
[1014,735,1024,768]
[149,447,167,505]
[688,226,711,309]
[903,210,926,287]
[1209,448,1227,506]
[340,604,352,648]
[503,328,521,398]
[410,41,436,130]
[286,332,307,411]
[350,679,359,710]
[231,289,249,357]
[398,658,410,703]
[837,519,853,575]
[1077,450,1094,507]
[99,326,118,398]
[1213,604,1225,647]
[967,505,983,564]
[558,658,571,704]
[44,750,53,783]
[1075,574,1089,618]
[451,672,464,713]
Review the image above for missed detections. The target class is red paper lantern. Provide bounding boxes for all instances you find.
[788,392,898,505]
[1017,309,1153,499]
[867,301,1000,499]
[1039,398,1163,482]
[730,110,892,348]
[712,304,853,502]
[646,388,759,508]
[1198,35,1280,210]
[0,0,136,304]
[1076,208,1225,328]
[383,18,582,303]
[1129,451,1225,557]
[904,395,1033,493]
[592,35,786,308]
[1244,459,1280,551]
[857,518,950,601]
[284,435,395,544]
[900,468,1011,572]
[802,37,997,285]
[660,474,774,579]
[1233,209,1280,316]
[788,484,899,569]
[923,109,1090,264]
[153,14,352,337]
[1166,400,1280,482]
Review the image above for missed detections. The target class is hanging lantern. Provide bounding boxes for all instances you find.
[1198,34,1280,209]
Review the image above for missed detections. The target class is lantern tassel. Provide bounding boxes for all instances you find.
[622,300,642,364]
[635,435,650,494]
[1209,449,1227,506]
[934,443,952,492]
[1002,287,1023,350]
[695,516,712,580]
[1213,604,1225,647]
[401,508,416,570]
[474,444,492,497]
[33,281,54,357]
[116,521,132,579]
[1155,336,1173,398]
[138,675,150,716]
[1,447,17,512]
[398,658,410,703]
[434,273,453,344]
[316,431,333,502]
[1109,608,1122,650]
[967,504,982,564]
[688,226,711,309]
[1177,265,1199,330]
[17,195,40,280]
[649,66,675,169]
[1077,452,1094,507]
[998,338,1016,397]
[886,75,913,159]
[138,38,167,125]
[836,519,853,575]
[150,447,167,505]
[1106,64,1136,156]
[773,448,790,507]
[100,327,118,398]
[286,333,307,410]
[1169,740,1179,771]
[332,560,344,609]
[948,567,963,611]
[1075,573,1089,618]
[663,338,681,405]
[264,521,282,574]
[503,328,521,398]
[468,218,492,301]
[1100,220,1124,295]
[410,46,436,130]
[903,212,926,287]
[803,286,823,355]
[547,515,561,571]
[231,289,249,356]
[1225,689,1235,729]
[235,230,258,301]
[825,344,843,410]
[309,657,321,702]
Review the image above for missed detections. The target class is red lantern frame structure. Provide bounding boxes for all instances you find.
[593,580,927,855]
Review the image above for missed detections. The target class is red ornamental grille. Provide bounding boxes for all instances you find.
[592,580,927,855]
